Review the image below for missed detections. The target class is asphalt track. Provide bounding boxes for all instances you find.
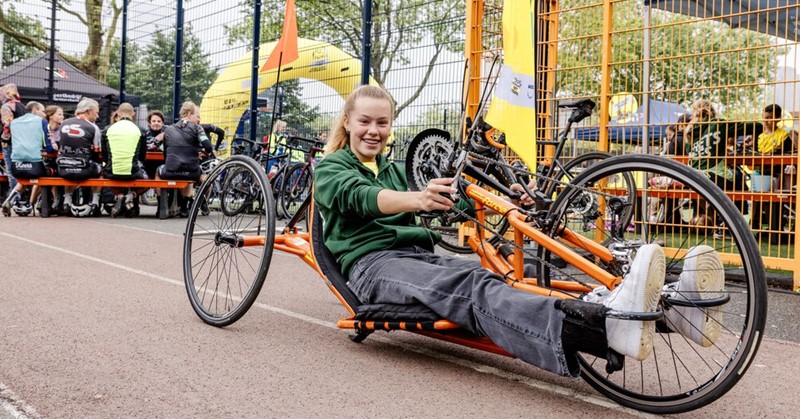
[1,208,799,418]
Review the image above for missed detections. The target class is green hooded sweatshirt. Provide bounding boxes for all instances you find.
[314,146,471,276]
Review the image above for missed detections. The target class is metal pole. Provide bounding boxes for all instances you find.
[642,6,651,155]
[360,0,373,85]
[250,0,262,143]
[120,0,129,103]
[172,0,185,122]
[267,53,283,138]
[47,0,57,103]
[641,5,652,242]
[0,34,5,69]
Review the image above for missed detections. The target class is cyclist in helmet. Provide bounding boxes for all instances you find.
[1,101,57,216]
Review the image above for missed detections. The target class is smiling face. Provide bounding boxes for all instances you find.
[344,96,393,163]
[149,115,164,131]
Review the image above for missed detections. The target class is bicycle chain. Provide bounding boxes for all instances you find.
[464,150,627,204]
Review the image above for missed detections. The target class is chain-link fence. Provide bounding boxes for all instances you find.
[1,0,467,160]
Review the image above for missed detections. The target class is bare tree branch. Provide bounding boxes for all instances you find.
[395,44,443,116]
[321,8,359,56]
[0,8,50,52]
[56,1,89,26]
[377,22,405,85]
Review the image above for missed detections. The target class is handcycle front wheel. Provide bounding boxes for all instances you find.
[183,155,277,327]
[540,154,766,413]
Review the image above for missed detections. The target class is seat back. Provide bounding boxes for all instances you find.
[310,200,441,323]
[310,203,363,312]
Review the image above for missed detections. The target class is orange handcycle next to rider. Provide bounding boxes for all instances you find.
[181,99,766,414]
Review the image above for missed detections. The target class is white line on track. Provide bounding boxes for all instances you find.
[2,231,655,418]
[84,221,297,258]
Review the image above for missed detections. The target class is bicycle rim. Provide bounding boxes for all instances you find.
[183,156,276,327]
[279,162,312,220]
[543,154,766,413]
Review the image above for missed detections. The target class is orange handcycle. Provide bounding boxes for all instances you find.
[182,114,766,414]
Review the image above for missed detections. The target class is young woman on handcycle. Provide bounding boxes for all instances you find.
[313,85,725,377]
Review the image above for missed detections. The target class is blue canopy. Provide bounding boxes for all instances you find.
[645,0,798,41]
[573,99,688,144]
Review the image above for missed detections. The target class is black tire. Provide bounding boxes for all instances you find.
[542,151,636,248]
[541,154,766,413]
[158,190,170,219]
[278,162,312,221]
[405,129,509,254]
[183,155,276,327]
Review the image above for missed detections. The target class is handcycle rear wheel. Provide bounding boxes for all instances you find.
[183,155,276,327]
[540,154,766,413]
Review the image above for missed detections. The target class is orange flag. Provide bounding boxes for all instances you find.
[261,0,299,72]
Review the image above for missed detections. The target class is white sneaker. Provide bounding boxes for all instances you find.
[603,244,666,361]
[663,245,724,347]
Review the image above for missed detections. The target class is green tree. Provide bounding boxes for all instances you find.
[107,26,217,119]
[225,0,464,117]
[0,5,46,67]
[0,0,128,82]
[556,0,783,116]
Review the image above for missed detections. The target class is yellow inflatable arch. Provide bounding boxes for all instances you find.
[201,38,377,158]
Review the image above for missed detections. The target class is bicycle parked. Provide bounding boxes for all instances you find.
[277,136,325,220]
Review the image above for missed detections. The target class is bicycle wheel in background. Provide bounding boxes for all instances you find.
[279,162,312,221]
[544,151,636,244]
[540,154,766,414]
[183,155,276,327]
[406,128,509,254]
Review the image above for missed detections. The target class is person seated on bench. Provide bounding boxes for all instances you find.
[745,104,795,244]
[57,98,104,216]
[101,103,148,218]
[314,85,726,377]
[155,101,213,218]
[1,101,57,216]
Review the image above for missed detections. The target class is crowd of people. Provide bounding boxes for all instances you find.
[0,82,216,218]
[645,99,799,245]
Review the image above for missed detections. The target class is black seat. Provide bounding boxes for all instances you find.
[557,98,596,110]
[310,204,441,322]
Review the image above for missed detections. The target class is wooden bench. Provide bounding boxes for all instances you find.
[17,177,193,219]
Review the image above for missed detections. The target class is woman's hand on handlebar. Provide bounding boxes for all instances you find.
[418,177,457,212]
[510,180,536,207]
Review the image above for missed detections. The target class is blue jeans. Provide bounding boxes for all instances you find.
[2,143,17,190]
[348,246,574,377]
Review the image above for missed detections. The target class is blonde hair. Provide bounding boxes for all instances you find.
[685,99,717,141]
[272,119,287,133]
[324,85,395,156]
[179,101,198,119]
[115,102,136,119]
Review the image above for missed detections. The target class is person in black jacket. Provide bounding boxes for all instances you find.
[156,101,213,217]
